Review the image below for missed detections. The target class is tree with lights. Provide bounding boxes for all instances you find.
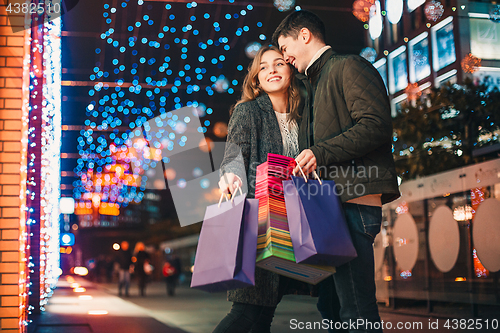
[393,78,500,181]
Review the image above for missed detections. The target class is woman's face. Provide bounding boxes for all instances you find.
[257,50,291,95]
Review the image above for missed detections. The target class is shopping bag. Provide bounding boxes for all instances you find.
[190,193,259,292]
[283,175,357,267]
[255,153,296,262]
[254,154,334,284]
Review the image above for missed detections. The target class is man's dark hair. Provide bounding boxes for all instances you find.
[272,10,326,46]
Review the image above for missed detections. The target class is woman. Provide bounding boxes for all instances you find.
[214,45,307,333]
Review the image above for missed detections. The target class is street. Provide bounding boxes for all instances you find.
[31,276,499,333]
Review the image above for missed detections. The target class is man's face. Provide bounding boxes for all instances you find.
[278,34,310,74]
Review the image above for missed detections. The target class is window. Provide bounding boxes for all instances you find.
[388,45,408,94]
[409,32,431,82]
[431,16,456,72]
[469,16,500,60]
[374,58,388,91]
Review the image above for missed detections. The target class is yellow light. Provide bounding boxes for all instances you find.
[92,193,101,208]
[384,276,393,281]
[79,295,93,300]
[88,310,108,315]
[99,204,120,216]
[66,276,75,283]
[190,265,195,273]
[74,267,89,276]
[113,243,121,251]
[70,283,80,288]
[199,138,214,152]
[455,277,466,282]
[56,268,63,276]
[73,287,86,293]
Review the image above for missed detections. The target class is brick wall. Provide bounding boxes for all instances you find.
[0,5,26,333]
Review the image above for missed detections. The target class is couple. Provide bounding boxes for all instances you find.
[215,10,400,333]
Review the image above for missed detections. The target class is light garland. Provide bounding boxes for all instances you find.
[352,0,375,23]
[23,1,61,327]
[461,53,481,74]
[40,14,62,305]
[19,10,32,332]
[73,1,269,212]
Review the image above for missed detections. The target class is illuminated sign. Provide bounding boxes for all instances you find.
[369,0,383,40]
[98,202,120,216]
[60,197,75,214]
[386,0,403,24]
[470,18,500,60]
[61,233,75,246]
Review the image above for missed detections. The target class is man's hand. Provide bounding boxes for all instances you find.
[218,173,242,195]
[294,149,317,176]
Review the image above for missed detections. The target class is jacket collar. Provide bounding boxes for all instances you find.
[305,46,332,76]
[256,93,274,112]
[306,48,335,81]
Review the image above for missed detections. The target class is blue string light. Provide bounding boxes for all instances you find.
[76,0,270,203]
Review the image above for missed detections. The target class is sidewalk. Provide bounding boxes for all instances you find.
[29,276,187,333]
[31,275,499,333]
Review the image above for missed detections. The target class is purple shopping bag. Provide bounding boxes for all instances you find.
[283,176,357,267]
[191,193,259,292]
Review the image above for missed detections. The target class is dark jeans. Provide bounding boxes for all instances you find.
[212,302,277,333]
[317,203,383,333]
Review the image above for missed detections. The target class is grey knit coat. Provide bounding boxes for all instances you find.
[220,93,309,306]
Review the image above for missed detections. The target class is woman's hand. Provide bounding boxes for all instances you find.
[218,173,242,195]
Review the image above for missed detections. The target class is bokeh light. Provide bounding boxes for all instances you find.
[274,0,295,12]
[75,1,269,208]
[245,42,262,59]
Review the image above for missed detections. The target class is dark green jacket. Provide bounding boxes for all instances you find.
[299,49,400,204]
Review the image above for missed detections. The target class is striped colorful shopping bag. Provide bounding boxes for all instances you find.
[255,153,334,284]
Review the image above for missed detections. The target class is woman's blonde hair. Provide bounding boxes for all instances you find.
[230,45,300,123]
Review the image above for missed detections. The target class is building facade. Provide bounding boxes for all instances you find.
[363,0,500,313]
[365,0,500,115]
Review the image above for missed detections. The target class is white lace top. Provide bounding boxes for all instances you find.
[274,111,299,158]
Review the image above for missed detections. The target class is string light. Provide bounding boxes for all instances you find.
[352,0,375,23]
[273,0,295,12]
[425,0,444,22]
[405,83,422,102]
[461,53,481,73]
[75,1,267,212]
[19,5,62,331]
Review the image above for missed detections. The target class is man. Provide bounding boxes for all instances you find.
[272,10,400,333]
[116,240,132,297]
